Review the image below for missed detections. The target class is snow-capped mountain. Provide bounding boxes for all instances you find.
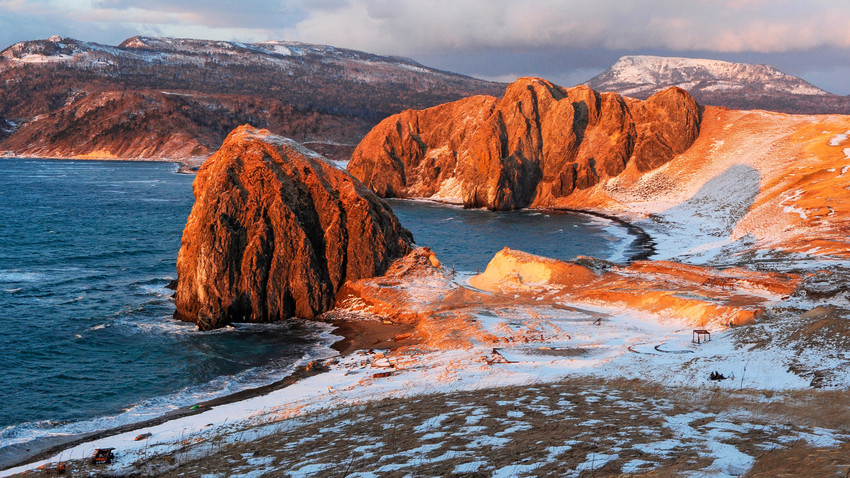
[1,35,458,82]
[589,55,829,97]
[0,35,503,162]
[586,55,849,114]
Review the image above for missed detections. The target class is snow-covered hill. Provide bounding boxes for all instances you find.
[588,55,830,97]
[585,55,850,114]
[0,35,460,84]
[0,35,502,161]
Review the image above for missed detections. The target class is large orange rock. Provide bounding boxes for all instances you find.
[174,125,413,329]
[348,78,702,210]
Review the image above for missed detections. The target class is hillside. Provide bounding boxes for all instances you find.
[0,35,503,162]
[587,55,850,114]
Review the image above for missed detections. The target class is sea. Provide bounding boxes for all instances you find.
[0,158,645,454]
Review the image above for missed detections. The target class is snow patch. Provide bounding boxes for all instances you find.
[829,130,850,146]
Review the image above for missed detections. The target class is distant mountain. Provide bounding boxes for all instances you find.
[0,35,503,162]
[586,55,850,114]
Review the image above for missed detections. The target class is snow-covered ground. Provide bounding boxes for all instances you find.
[6,273,850,477]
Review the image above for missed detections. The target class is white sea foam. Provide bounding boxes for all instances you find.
[0,271,44,283]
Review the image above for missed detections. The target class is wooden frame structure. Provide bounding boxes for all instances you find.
[692,329,711,344]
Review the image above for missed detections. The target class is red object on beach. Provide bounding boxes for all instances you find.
[91,448,115,464]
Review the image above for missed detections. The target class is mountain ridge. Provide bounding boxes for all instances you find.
[0,35,504,162]
[586,55,850,114]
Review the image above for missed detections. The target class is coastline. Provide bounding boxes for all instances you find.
[0,318,416,472]
[0,190,653,474]
[385,195,658,263]
[547,206,657,262]
[5,232,849,476]
[0,155,207,174]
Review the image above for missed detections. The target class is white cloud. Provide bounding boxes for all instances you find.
[282,0,850,55]
[1,0,849,95]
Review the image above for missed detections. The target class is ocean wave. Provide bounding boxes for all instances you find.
[0,271,45,283]
[0,337,337,449]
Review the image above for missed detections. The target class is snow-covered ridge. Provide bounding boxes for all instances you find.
[588,55,830,97]
[0,34,435,74]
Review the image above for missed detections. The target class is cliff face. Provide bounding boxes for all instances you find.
[1,91,211,160]
[174,125,413,330]
[348,78,701,210]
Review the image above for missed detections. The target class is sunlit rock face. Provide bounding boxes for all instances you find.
[469,248,799,329]
[348,78,701,211]
[174,125,413,330]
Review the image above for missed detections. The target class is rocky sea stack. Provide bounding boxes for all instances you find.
[174,125,413,330]
[348,78,702,210]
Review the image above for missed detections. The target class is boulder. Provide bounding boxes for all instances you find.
[174,125,413,329]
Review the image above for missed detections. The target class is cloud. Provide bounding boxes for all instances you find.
[284,0,850,55]
[3,0,850,56]
[1,0,849,95]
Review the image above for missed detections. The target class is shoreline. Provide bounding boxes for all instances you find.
[547,206,657,262]
[0,155,208,175]
[0,318,416,472]
[1,193,651,473]
[385,195,658,264]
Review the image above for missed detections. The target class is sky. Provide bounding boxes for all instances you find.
[1,0,850,94]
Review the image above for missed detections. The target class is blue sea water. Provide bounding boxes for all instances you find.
[0,159,334,449]
[0,158,641,451]
[387,199,641,272]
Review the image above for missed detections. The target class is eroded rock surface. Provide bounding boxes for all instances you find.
[174,125,413,329]
[348,78,701,210]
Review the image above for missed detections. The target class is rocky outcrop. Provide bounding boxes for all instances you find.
[468,248,799,328]
[348,78,702,211]
[174,125,413,330]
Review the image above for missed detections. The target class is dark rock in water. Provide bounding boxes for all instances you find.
[348,78,701,211]
[174,125,413,330]
[165,278,178,290]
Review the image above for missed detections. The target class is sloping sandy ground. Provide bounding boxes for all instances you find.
[26,378,850,477]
